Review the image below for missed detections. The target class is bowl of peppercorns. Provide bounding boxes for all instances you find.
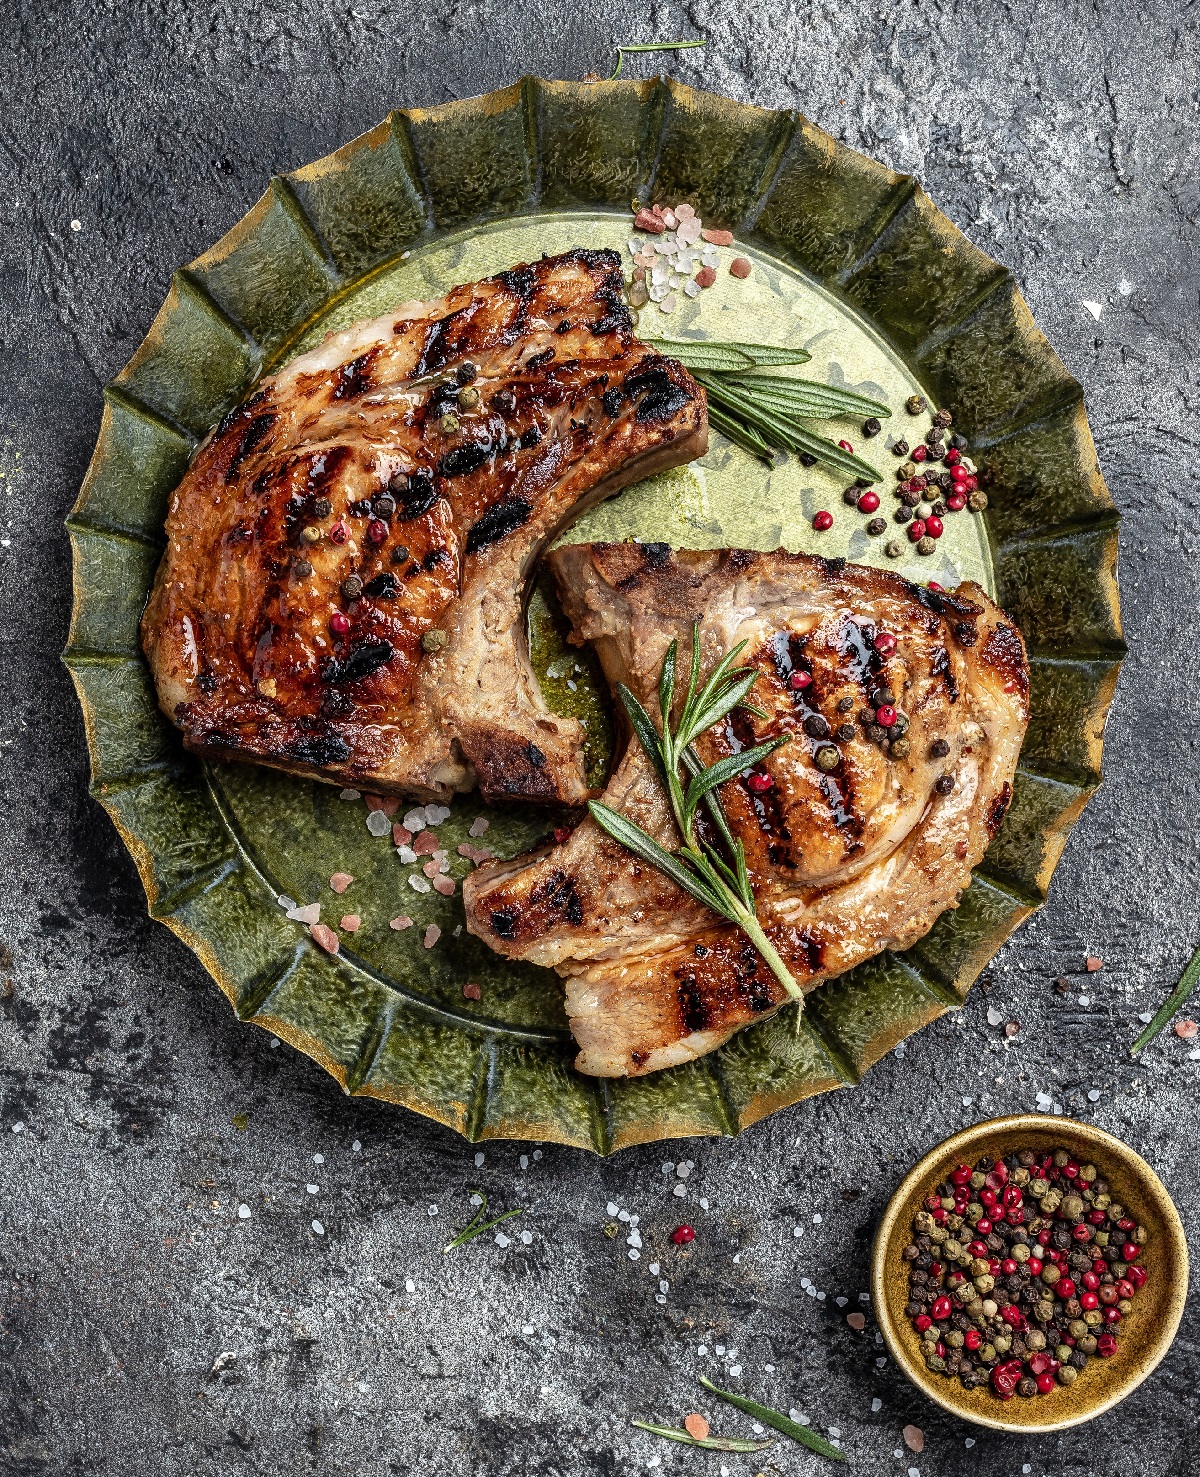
[872,1116,1187,1431]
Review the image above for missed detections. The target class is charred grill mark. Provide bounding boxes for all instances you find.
[321,640,394,685]
[465,497,532,554]
[931,645,959,702]
[284,728,352,767]
[622,361,694,424]
[561,246,622,274]
[987,780,1013,838]
[332,350,379,400]
[414,306,478,378]
[525,347,555,371]
[396,472,438,520]
[225,412,276,483]
[818,771,861,833]
[839,618,883,695]
[734,945,775,1013]
[980,622,1030,701]
[216,389,269,438]
[498,265,536,298]
[363,572,399,599]
[954,619,979,647]
[306,445,352,491]
[791,928,825,974]
[729,707,794,865]
[676,973,709,1034]
[490,906,518,939]
[518,425,542,449]
[438,442,492,479]
[601,387,624,417]
[907,580,983,623]
[529,868,584,927]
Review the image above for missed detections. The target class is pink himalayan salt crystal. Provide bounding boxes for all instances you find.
[674,202,696,221]
[457,843,492,865]
[431,875,456,897]
[329,872,354,895]
[846,1311,866,1331]
[389,916,413,931]
[701,227,734,246]
[463,981,482,1000]
[633,208,665,234]
[1176,1019,1198,1039]
[309,923,340,955]
[695,266,716,289]
[422,858,442,879]
[423,925,441,949]
[413,830,439,856]
[468,817,490,838]
[729,257,752,280]
[392,824,412,847]
[340,914,361,932]
[902,1425,925,1454]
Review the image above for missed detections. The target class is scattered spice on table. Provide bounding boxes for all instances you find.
[902,1424,924,1452]
[1086,956,1104,972]
[329,871,354,894]
[442,1189,523,1253]
[631,1419,771,1453]
[904,1145,1149,1399]
[1131,940,1200,1055]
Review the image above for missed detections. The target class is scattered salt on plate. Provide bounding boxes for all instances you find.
[469,817,490,837]
[389,915,413,931]
[286,902,321,924]
[365,810,391,837]
[423,924,441,949]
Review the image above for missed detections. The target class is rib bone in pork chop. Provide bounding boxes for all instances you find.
[141,250,706,803]
[463,543,1029,1077]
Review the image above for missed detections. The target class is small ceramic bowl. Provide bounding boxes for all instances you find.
[872,1115,1188,1432]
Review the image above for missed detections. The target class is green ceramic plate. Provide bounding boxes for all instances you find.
[64,79,1124,1152]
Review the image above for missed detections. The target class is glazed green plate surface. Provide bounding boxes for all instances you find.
[65,79,1124,1151]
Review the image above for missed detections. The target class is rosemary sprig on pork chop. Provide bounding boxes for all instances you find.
[589,625,804,1004]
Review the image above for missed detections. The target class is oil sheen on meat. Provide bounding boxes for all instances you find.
[463,543,1030,1077]
[141,250,706,803]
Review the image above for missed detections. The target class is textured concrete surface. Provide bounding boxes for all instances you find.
[3,4,1200,1474]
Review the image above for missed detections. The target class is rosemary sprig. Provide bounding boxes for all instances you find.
[699,1376,848,1462]
[608,39,706,80]
[646,337,889,480]
[442,1190,523,1253]
[1131,942,1200,1056]
[588,625,803,1003]
[631,1419,772,1453]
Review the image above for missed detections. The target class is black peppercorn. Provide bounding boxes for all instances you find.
[950,432,969,451]
[895,506,912,523]
[863,416,882,437]
[867,517,887,535]
[799,451,817,467]
[388,471,409,495]
[931,500,947,516]
[900,487,922,508]
[933,407,953,428]
[455,360,478,384]
[293,559,313,579]
[836,723,857,742]
[312,496,333,519]
[872,687,896,707]
[804,714,830,738]
[892,438,910,457]
[843,487,861,506]
[930,738,951,759]
[934,775,955,795]
[373,493,396,519]
[492,388,516,413]
[340,574,363,601]
[837,696,855,713]
[390,545,410,564]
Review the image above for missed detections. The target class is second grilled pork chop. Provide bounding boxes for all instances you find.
[463,543,1029,1076]
[141,250,705,803]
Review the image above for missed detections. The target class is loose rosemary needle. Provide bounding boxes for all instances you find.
[698,1376,848,1462]
[608,39,706,80]
[588,624,802,1003]
[442,1190,523,1253]
[1131,942,1200,1056]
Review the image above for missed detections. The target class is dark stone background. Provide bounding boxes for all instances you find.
[2,3,1198,1473]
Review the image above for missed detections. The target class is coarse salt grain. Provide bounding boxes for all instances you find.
[405,1278,415,1293]
[425,804,451,826]
[871,1397,882,1412]
[277,895,297,911]
[469,817,490,837]
[366,810,391,837]
[306,1183,318,1194]
[310,923,340,955]
[729,257,752,279]
[238,1203,251,1219]
[312,1220,325,1235]
[389,916,413,931]
[392,824,412,846]
[352,1140,361,1152]
[313,1153,324,1164]
[414,831,439,856]
[339,788,360,801]
[287,902,321,924]
[1139,1011,1154,1023]
[408,875,431,894]
[403,808,427,832]
[340,914,361,932]
[1088,1088,1101,1101]
[398,846,418,863]
[1176,1020,1198,1039]
[329,872,354,894]
[495,1233,511,1247]
[903,1424,924,1453]
[701,227,734,246]
[423,925,441,949]
[475,1152,485,1167]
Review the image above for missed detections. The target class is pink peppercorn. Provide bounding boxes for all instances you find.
[857,490,880,513]
[367,519,388,544]
[946,493,967,511]
[812,510,834,531]
[925,515,944,538]
[330,522,348,545]
[908,519,926,542]
[873,630,898,656]
[911,444,927,463]
[788,670,812,690]
[670,1225,695,1245]
[875,704,897,728]
[329,611,351,636]
[837,439,854,454]
[746,770,773,794]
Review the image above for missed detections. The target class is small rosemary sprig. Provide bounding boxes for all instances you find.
[442,1190,523,1253]
[588,625,803,1003]
[698,1376,847,1462]
[608,39,706,80]
[647,337,889,482]
[631,1419,772,1453]
[1131,942,1200,1056]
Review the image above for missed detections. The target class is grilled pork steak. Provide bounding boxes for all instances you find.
[142,250,706,803]
[463,544,1029,1077]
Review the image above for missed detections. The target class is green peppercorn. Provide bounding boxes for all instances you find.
[440,412,460,434]
[906,394,927,415]
[1062,1194,1085,1221]
[301,525,322,544]
[992,1333,1012,1355]
[1079,1164,1097,1183]
[926,1354,946,1372]
[1058,1365,1078,1386]
[968,489,989,511]
[973,1274,995,1295]
[970,1171,986,1190]
[1012,1243,1030,1263]
[885,540,904,559]
[1040,1263,1061,1286]
[1024,1329,1046,1351]
[457,385,481,411]
[917,535,936,555]
[421,629,448,653]
[889,736,912,758]
[1084,1309,1103,1327]
[815,745,840,772]
[1028,1178,1050,1199]
[897,461,916,480]
[978,1342,997,1364]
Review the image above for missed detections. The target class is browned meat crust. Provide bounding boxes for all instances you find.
[463,544,1030,1076]
[141,251,707,803]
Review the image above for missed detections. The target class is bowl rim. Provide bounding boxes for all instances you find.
[871,1113,1189,1433]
